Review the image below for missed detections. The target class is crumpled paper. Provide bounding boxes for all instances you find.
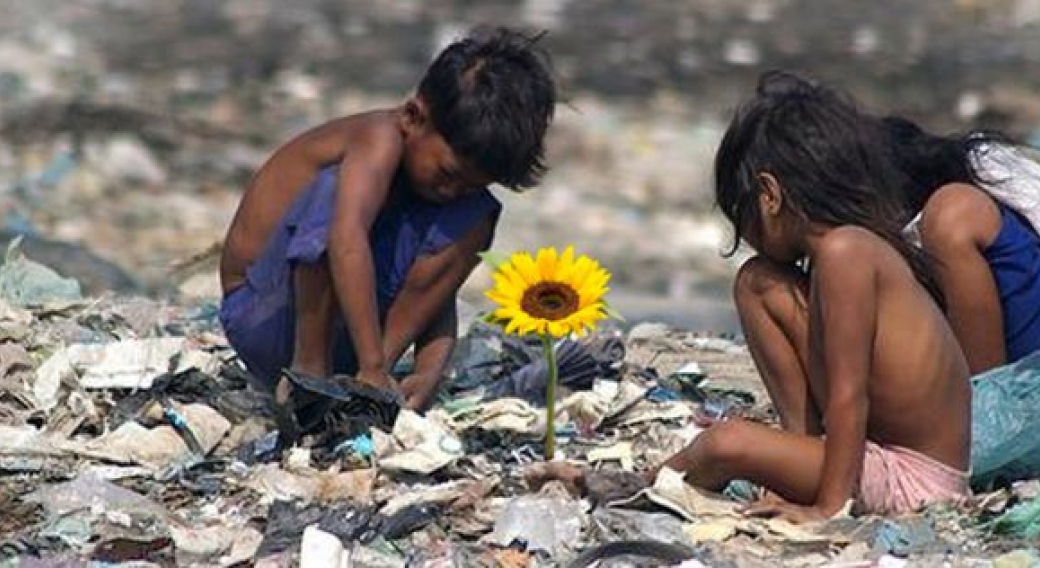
[34,337,220,410]
[82,402,230,469]
[373,409,464,474]
[613,467,841,545]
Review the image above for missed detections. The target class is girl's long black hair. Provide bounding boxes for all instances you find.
[881,115,1004,214]
[714,71,944,305]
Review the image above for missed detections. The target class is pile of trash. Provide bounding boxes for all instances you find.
[1,250,1039,567]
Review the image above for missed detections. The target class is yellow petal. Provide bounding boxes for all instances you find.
[492,268,528,303]
[536,246,559,281]
[505,315,528,335]
[569,305,606,330]
[512,252,541,285]
[493,307,525,321]
[568,256,595,290]
[490,273,520,299]
[547,320,568,337]
[555,246,576,283]
[499,264,529,296]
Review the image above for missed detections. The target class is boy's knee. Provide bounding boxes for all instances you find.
[695,419,754,468]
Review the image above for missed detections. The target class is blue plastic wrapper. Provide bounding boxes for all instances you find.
[970,350,1040,488]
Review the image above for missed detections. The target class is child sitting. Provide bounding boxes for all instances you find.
[658,72,971,521]
[882,116,1040,373]
[218,28,555,437]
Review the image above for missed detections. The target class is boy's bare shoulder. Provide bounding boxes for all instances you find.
[286,110,402,163]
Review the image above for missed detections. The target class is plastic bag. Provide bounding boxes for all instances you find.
[970,351,1040,488]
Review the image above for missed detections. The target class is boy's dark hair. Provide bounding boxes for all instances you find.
[418,27,556,190]
[714,71,944,305]
[881,115,1004,213]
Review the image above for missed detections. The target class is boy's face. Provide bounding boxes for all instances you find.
[401,99,492,203]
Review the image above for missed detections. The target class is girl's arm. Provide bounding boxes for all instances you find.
[919,183,1005,373]
[809,231,878,516]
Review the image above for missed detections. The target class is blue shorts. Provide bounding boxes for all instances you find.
[220,166,501,388]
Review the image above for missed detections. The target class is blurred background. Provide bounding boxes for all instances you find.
[3,0,1040,332]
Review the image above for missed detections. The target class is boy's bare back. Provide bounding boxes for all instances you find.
[808,225,970,471]
[220,111,394,293]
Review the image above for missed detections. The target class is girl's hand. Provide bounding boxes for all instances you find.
[743,499,827,524]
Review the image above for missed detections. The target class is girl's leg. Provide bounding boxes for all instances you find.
[734,257,820,434]
[663,419,825,505]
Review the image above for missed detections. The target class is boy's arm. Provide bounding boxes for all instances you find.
[328,122,403,391]
[399,298,457,410]
[809,235,878,516]
[383,215,496,409]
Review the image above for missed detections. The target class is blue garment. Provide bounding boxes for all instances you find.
[984,204,1040,362]
[219,165,501,387]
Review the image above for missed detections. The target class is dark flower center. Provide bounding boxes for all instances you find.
[521,281,580,321]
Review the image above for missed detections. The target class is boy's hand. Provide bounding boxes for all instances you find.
[356,368,401,396]
[399,372,443,411]
[743,499,827,524]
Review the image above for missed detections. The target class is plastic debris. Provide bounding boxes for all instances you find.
[299,525,349,568]
[992,497,1040,539]
[485,488,585,558]
[992,549,1040,568]
[971,351,1040,488]
[0,237,82,307]
[28,472,167,519]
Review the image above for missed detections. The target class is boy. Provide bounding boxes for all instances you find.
[663,72,971,521]
[218,28,555,434]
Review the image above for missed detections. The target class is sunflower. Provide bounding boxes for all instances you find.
[485,246,611,338]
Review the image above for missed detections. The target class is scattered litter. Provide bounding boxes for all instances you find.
[872,517,938,557]
[485,485,585,558]
[0,271,1029,567]
[587,440,635,471]
[299,525,349,568]
[992,549,1040,568]
[373,409,464,474]
[82,402,230,469]
[245,464,376,504]
[0,237,82,307]
[28,471,167,519]
[991,497,1040,539]
[35,337,218,397]
[971,351,1040,488]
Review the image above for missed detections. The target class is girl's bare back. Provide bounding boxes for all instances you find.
[808,225,970,471]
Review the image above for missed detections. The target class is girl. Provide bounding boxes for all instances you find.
[659,72,972,521]
[884,117,1040,373]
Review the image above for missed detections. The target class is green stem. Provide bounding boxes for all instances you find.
[541,333,558,461]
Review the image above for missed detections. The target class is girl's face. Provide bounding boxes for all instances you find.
[745,173,804,263]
